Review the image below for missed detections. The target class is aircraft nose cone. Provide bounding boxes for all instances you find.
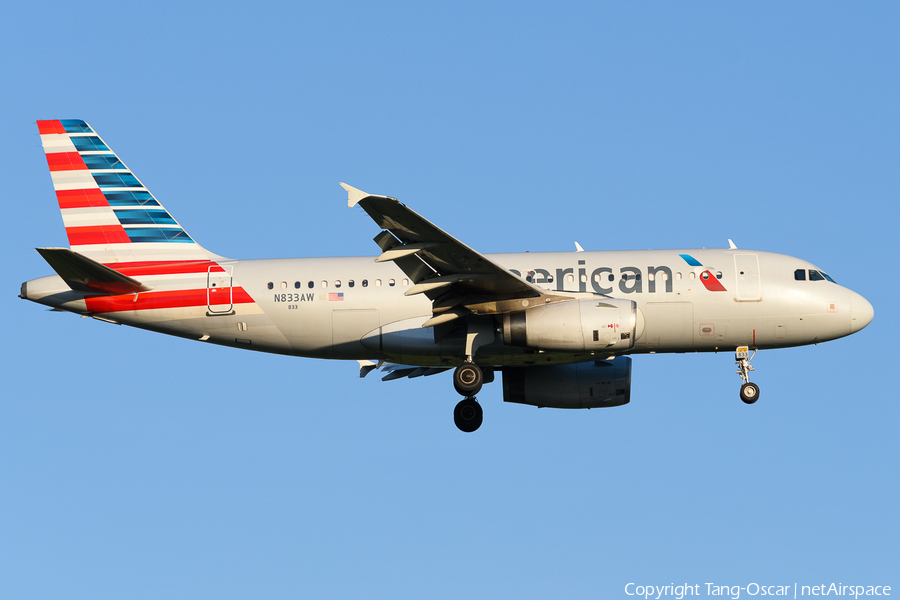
[849,291,874,333]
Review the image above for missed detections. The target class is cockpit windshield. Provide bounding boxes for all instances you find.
[807,269,837,283]
[797,269,837,283]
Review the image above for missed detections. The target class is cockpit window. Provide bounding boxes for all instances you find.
[822,272,836,283]
[794,269,806,281]
[809,270,825,281]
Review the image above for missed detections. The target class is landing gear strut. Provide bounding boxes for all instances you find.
[736,346,759,404]
[454,397,483,433]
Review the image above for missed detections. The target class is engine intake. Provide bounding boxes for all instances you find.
[502,357,632,409]
[502,298,638,352]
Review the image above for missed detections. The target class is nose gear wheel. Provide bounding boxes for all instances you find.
[740,382,760,404]
[735,346,760,404]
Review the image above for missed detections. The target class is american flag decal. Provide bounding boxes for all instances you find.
[328,293,344,301]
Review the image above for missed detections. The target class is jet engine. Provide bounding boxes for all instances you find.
[502,298,640,352]
[502,357,632,409]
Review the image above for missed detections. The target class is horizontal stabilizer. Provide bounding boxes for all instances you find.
[36,247,154,294]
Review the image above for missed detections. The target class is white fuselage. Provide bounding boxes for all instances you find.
[23,248,870,368]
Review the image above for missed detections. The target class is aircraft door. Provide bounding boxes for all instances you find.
[734,254,761,301]
[207,265,234,314]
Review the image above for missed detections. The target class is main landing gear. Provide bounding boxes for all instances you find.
[454,396,483,433]
[736,346,760,404]
[453,362,483,396]
[453,361,484,432]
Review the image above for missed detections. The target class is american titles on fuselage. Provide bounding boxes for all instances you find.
[266,262,721,305]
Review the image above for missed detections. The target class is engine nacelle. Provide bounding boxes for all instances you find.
[502,357,632,409]
[502,298,639,352]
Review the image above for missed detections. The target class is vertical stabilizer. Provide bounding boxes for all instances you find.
[37,119,219,265]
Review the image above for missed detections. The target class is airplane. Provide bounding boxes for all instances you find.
[21,120,875,432]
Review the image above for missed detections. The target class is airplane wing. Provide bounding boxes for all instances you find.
[341,183,564,327]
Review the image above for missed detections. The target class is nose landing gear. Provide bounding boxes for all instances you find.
[736,346,759,404]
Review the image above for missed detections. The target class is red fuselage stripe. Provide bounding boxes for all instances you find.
[85,287,255,313]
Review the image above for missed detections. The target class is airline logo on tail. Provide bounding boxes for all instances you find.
[37,119,195,250]
[34,119,258,316]
[679,253,727,291]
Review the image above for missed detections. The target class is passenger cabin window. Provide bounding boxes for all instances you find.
[375,279,382,287]
[294,281,301,289]
[716,271,722,279]
[795,269,806,281]
[335,280,341,288]
[362,280,368,287]
[281,282,287,290]
[388,279,396,287]
[566,274,575,283]
[348,280,355,288]
[308,281,314,288]
[321,280,327,288]
[402,278,409,287]
[689,272,696,280]
[267,282,273,289]
[809,270,825,281]
[675,272,682,280]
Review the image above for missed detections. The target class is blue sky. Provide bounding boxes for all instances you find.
[2,2,897,599]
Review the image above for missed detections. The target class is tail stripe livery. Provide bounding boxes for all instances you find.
[34,120,260,318]
[36,119,213,265]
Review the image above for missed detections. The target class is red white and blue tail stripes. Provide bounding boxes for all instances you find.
[36,120,259,316]
[37,119,212,264]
